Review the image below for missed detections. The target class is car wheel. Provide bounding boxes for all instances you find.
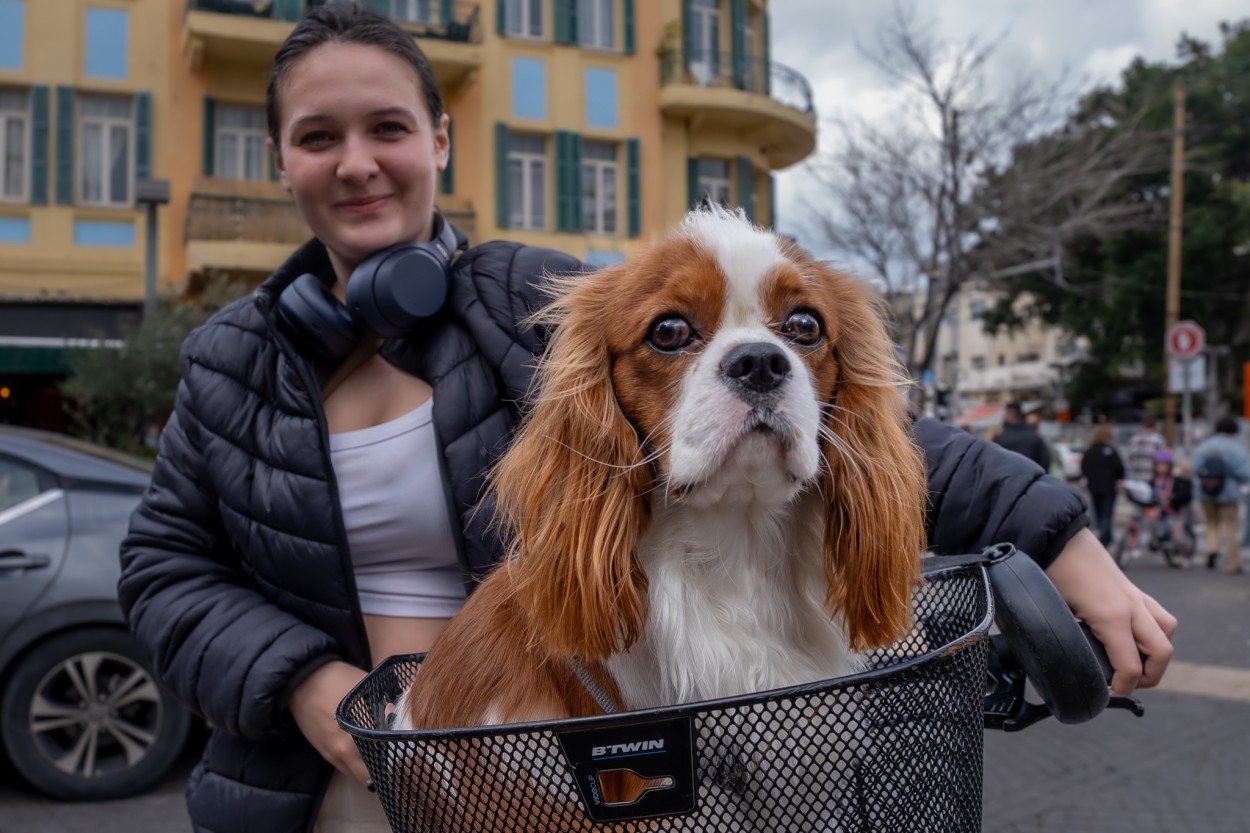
[0,628,191,801]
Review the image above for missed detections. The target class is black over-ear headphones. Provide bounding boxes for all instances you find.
[276,214,459,360]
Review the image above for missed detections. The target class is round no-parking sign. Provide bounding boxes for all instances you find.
[1166,320,1205,360]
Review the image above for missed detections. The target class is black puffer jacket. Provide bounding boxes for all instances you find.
[119,234,1086,832]
[118,233,580,833]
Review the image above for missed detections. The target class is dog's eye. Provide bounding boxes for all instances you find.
[648,317,695,351]
[782,310,823,345]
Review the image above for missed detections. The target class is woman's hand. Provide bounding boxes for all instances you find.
[1045,528,1177,694]
[288,660,370,783]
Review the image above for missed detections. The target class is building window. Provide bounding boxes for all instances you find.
[690,0,721,85]
[390,0,434,23]
[578,0,613,49]
[581,140,617,234]
[969,299,987,320]
[971,356,986,371]
[505,0,543,38]
[1017,352,1039,363]
[84,7,128,80]
[79,94,132,207]
[508,133,546,230]
[696,158,730,206]
[0,0,24,71]
[215,104,267,182]
[0,87,27,201]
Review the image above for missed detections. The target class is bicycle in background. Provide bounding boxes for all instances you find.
[1112,479,1196,569]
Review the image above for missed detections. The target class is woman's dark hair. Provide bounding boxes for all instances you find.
[265,0,443,146]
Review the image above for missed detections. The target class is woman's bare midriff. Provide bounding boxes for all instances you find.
[364,613,452,667]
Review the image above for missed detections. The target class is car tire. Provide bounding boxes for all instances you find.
[0,627,191,801]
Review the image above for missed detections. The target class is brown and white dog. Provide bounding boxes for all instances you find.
[396,205,927,735]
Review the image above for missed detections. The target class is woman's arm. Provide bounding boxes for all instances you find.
[119,378,341,742]
[914,417,1175,693]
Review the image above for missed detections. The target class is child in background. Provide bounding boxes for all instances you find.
[1151,448,1194,567]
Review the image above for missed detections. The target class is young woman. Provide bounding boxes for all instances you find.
[118,4,1175,831]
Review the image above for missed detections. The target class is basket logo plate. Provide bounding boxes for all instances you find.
[555,716,697,822]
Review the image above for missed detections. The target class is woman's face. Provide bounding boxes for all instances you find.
[272,42,449,282]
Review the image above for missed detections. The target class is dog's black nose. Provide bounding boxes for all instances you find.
[721,342,791,395]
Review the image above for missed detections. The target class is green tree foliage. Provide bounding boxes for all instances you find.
[983,21,1250,411]
[58,278,248,454]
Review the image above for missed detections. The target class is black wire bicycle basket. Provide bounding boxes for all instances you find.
[341,561,1000,833]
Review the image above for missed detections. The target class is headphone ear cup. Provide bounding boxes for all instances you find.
[276,273,365,360]
[347,246,450,338]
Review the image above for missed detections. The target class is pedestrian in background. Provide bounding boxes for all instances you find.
[1081,423,1125,546]
[1127,413,1167,484]
[993,401,1051,470]
[1191,416,1250,573]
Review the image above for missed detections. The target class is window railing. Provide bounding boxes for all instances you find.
[185,192,309,246]
[185,0,483,44]
[659,49,815,118]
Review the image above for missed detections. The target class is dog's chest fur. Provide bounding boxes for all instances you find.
[605,490,856,710]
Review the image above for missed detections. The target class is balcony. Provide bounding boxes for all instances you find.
[659,49,817,170]
[183,1,483,89]
[184,183,309,274]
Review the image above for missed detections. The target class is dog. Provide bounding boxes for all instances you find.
[390,205,929,827]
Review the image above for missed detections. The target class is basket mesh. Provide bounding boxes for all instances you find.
[340,567,991,833]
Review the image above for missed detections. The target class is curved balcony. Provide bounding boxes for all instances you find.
[183,0,483,90]
[659,49,817,171]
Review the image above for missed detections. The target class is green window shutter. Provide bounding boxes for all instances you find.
[135,91,151,181]
[762,12,771,96]
[440,0,453,25]
[768,173,776,229]
[626,138,639,237]
[274,0,302,22]
[553,0,570,44]
[730,0,746,90]
[440,119,454,195]
[362,0,388,14]
[687,156,699,209]
[681,0,693,67]
[623,0,635,54]
[736,155,755,221]
[555,130,582,232]
[202,98,215,176]
[31,86,49,205]
[496,0,506,36]
[495,122,510,229]
[55,86,74,205]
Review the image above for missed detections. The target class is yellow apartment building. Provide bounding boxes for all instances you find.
[0,0,816,428]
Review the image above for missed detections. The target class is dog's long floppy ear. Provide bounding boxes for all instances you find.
[490,266,652,661]
[816,265,928,651]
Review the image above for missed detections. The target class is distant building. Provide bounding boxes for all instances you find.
[0,0,816,427]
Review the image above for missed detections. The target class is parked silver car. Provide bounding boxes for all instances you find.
[0,426,191,800]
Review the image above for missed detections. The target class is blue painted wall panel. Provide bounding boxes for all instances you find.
[85,7,128,79]
[0,217,31,244]
[74,220,135,247]
[584,249,625,268]
[512,58,547,121]
[0,0,23,70]
[584,68,618,129]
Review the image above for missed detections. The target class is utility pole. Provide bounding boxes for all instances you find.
[1163,81,1186,447]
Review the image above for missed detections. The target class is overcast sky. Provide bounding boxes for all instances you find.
[770,0,1248,251]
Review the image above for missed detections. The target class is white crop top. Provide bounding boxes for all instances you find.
[329,399,466,618]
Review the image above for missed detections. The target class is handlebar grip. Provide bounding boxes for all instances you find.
[987,550,1111,724]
